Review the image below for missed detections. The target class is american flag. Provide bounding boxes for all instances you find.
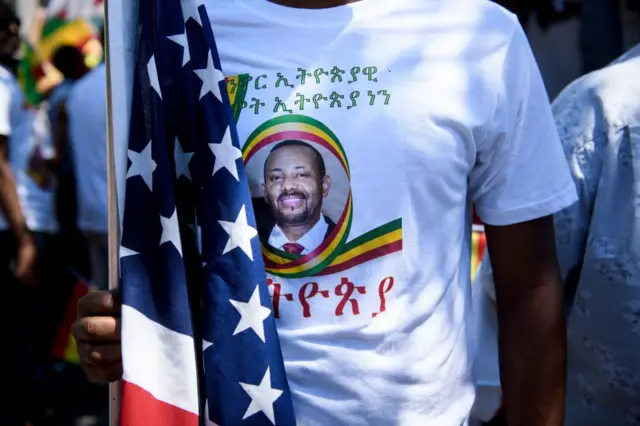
[117,0,297,425]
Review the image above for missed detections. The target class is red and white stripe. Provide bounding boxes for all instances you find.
[120,305,200,426]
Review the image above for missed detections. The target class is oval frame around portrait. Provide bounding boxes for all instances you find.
[242,115,353,279]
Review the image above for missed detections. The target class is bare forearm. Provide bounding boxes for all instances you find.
[485,216,568,426]
[497,275,567,426]
[0,161,29,239]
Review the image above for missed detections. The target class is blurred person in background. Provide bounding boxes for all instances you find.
[54,56,108,291]
[477,40,640,425]
[552,39,640,426]
[47,36,109,426]
[0,3,37,425]
[0,1,60,424]
[492,0,589,32]
[579,0,625,73]
[48,44,92,277]
[494,0,628,75]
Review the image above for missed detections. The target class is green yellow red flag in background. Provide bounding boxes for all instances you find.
[18,13,103,106]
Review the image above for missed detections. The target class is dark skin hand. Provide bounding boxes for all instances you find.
[485,215,567,426]
[72,289,123,383]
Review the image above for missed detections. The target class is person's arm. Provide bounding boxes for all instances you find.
[468,18,578,425]
[0,135,30,239]
[0,82,37,284]
[485,216,566,425]
[551,130,605,313]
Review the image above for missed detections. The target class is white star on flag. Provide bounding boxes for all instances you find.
[174,137,193,180]
[239,367,283,425]
[218,205,257,260]
[203,339,213,352]
[119,246,138,259]
[209,126,241,181]
[127,141,157,191]
[180,0,204,26]
[160,208,183,256]
[229,285,271,342]
[202,337,214,372]
[119,246,138,272]
[147,55,162,99]
[193,50,224,102]
[167,29,190,66]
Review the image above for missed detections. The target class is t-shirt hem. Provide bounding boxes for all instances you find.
[476,184,578,226]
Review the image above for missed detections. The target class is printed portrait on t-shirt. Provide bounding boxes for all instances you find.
[242,114,356,279]
[229,71,403,281]
[249,139,343,256]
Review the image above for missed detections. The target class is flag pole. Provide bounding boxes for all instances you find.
[103,0,121,425]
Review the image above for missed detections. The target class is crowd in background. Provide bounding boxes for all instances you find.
[0,0,637,425]
[0,1,107,425]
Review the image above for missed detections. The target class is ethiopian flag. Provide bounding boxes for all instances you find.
[471,208,487,281]
[50,274,91,365]
[18,17,102,106]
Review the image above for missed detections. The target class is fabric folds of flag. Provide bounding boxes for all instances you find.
[117,0,296,425]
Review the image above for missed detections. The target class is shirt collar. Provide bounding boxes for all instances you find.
[269,216,329,255]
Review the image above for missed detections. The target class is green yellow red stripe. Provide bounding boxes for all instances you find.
[331,229,402,266]
[471,229,487,281]
[264,194,353,276]
[318,240,402,277]
[243,115,349,171]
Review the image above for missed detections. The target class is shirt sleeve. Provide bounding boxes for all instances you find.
[469,21,578,226]
[0,80,12,137]
[553,133,604,282]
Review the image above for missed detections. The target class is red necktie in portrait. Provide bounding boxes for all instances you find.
[282,243,305,255]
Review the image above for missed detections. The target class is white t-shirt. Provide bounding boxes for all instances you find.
[0,66,58,233]
[207,0,578,424]
[66,64,108,233]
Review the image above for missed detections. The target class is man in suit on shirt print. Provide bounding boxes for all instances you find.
[254,140,336,256]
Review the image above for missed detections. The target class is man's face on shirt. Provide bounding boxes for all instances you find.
[263,144,330,228]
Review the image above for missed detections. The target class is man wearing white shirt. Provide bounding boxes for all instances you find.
[74,1,579,424]
[0,3,38,287]
[55,62,108,290]
[0,3,60,424]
